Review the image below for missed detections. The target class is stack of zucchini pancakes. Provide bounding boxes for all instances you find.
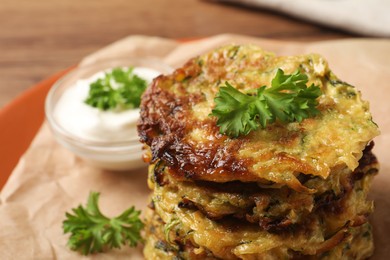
[138,45,379,259]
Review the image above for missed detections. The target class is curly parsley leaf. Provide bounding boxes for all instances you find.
[63,192,144,255]
[211,69,321,137]
[84,67,147,111]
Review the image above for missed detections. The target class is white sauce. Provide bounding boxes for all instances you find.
[54,67,161,143]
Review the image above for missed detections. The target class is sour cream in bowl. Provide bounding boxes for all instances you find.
[45,58,173,171]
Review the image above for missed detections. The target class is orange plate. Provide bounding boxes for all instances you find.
[0,67,73,190]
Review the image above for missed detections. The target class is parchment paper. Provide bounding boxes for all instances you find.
[1,34,389,259]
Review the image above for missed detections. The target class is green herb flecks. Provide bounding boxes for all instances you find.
[63,192,144,255]
[211,69,321,137]
[85,67,147,111]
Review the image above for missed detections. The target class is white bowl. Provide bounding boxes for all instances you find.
[45,58,173,171]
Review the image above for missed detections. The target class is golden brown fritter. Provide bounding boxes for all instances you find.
[138,45,379,190]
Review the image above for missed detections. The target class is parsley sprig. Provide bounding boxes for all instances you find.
[85,67,147,111]
[63,192,144,255]
[211,69,321,137]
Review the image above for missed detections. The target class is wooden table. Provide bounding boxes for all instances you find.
[0,0,354,108]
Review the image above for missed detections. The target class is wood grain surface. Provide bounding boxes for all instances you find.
[0,0,354,108]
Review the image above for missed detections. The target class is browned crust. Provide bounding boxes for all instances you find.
[138,73,323,186]
[139,83,323,184]
[138,58,255,182]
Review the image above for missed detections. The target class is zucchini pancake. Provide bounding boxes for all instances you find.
[138,45,380,259]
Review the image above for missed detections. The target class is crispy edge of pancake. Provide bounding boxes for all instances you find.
[149,171,374,259]
[147,146,377,232]
[145,205,373,260]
